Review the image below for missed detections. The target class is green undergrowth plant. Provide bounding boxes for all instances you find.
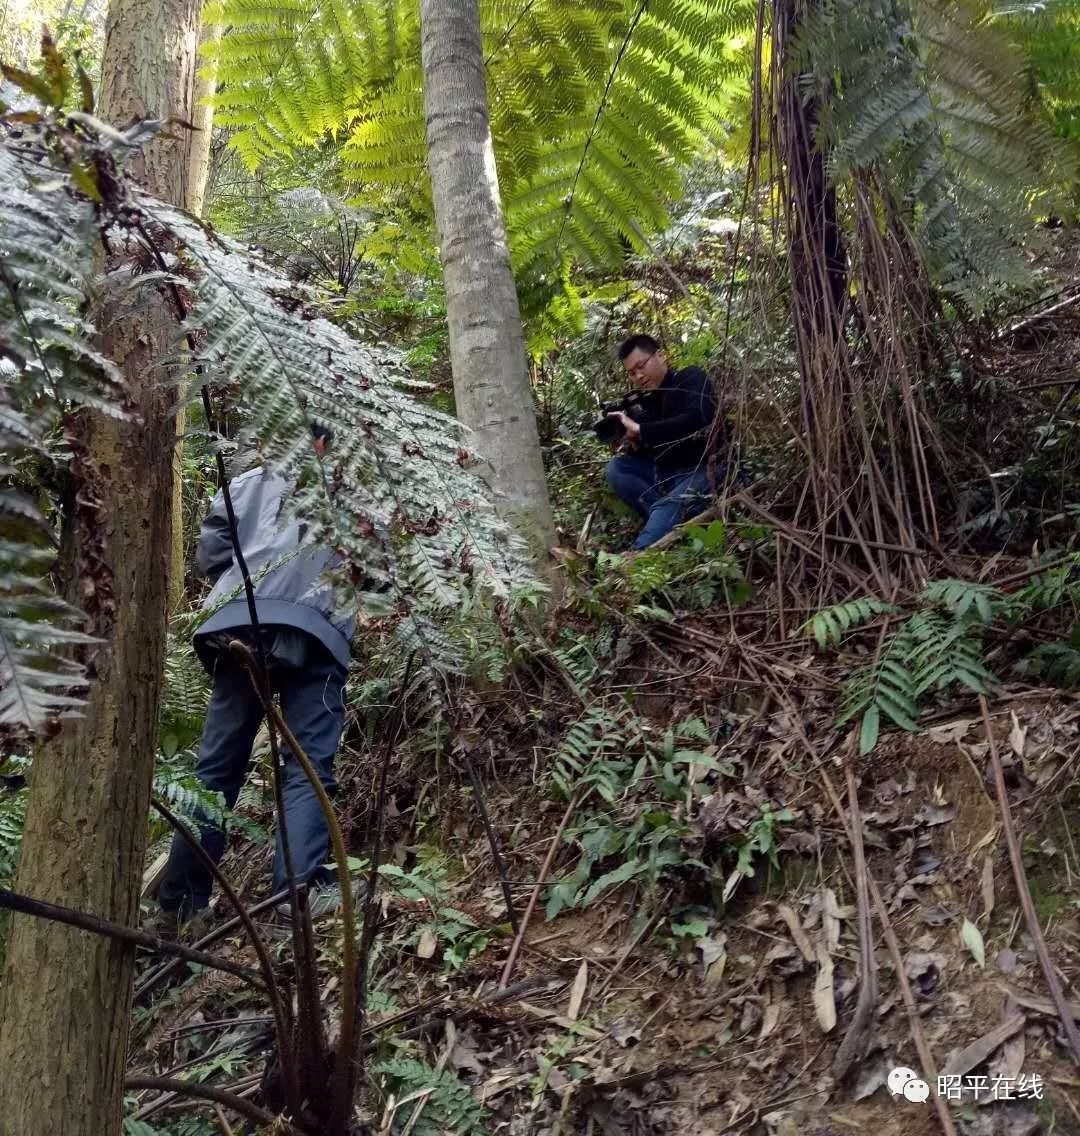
[805,556,1080,751]
[574,519,754,619]
[371,1055,490,1136]
[545,711,789,917]
[123,1116,218,1136]
[378,860,495,971]
[0,754,29,889]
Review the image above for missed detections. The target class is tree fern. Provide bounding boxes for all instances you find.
[796,0,1062,310]
[919,578,1003,622]
[206,0,755,320]
[372,1056,489,1136]
[550,700,645,803]
[0,773,28,887]
[1008,553,1080,615]
[837,602,996,752]
[992,0,1080,145]
[1022,640,1080,688]
[0,87,530,736]
[0,143,122,738]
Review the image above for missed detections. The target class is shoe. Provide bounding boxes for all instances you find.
[271,879,367,923]
[142,903,212,944]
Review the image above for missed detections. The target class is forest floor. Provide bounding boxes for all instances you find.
[130,612,1080,1136]
[128,244,1080,1136]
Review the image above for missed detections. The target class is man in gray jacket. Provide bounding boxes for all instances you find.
[156,425,354,929]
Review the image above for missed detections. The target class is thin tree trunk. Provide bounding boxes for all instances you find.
[169,9,220,612]
[0,3,200,1133]
[419,0,556,565]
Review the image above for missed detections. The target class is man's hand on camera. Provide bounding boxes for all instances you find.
[607,411,641,447]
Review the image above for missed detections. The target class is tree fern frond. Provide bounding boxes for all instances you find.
[208,0,757,320]
[799,0,1062,310]
[1,103,532,738]
[0,145,126,737]
[801,595,897,649]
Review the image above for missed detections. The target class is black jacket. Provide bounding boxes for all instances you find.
[634,366,718,473]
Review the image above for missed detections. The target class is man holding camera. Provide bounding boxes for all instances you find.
[603,334,719,550]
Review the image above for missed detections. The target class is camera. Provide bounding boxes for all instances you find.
[592,392,652,444]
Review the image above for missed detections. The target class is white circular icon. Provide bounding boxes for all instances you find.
[904,1079,930,1103]
[888,1067,918,1096]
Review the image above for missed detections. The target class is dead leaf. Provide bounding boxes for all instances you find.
[416,928,438,959]
[822,888,842,951]
[996,948,1018,974]
[813,944,837,1033]
[928,719,976,744]
[1009,712,1027,758]
[777,904,815,963]
[905,951,945,997]
[981,856,995,920]
[698,933,727,986]
[988,1020,1026,1085]
[754,999,781,1040]
[941,1012,1025,1076]
[566,961,588,1021]
[961,918,986,968]
[609,1020,642,1047]
[853,1057,889,1101]
[912,803,957,827]
[450,1039,486,1076]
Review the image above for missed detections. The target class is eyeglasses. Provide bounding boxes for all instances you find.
[625,352,656,378]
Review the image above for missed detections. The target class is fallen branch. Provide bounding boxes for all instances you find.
[0,888,262,988]
[831,752,878,1080]
[980,694,1080,1065]
[499,789,581,989]
[124,1076,301,1134]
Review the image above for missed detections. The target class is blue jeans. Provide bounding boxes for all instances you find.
[606,455,711,549]
[158,650,347,916]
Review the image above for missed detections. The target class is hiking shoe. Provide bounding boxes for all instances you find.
[270,879,367,923]
[142,904,213,944]
[310,878,367,918]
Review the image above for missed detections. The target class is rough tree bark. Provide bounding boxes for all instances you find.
[419,0,556,564]
[0,2,200,1133]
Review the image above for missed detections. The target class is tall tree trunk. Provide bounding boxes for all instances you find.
[169,10,219,613]
[419,0,556,565]
[0,3,200,1133]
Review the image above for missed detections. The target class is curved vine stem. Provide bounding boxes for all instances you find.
[149,798,301,1116]
[228,638,359,1136]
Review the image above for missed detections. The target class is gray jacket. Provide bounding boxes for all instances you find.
[193,467,354,671]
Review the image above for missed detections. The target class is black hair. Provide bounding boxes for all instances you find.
[617,333,661,361]
[310,421,334,447]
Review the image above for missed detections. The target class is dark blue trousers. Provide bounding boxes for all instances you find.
[158,652,347,916]
[606,455,711,549]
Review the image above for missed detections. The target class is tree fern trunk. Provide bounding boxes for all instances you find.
[0,2,199,1132]
[419,0,556,566]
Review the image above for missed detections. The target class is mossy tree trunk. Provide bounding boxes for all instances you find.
[0,2,200,1132]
